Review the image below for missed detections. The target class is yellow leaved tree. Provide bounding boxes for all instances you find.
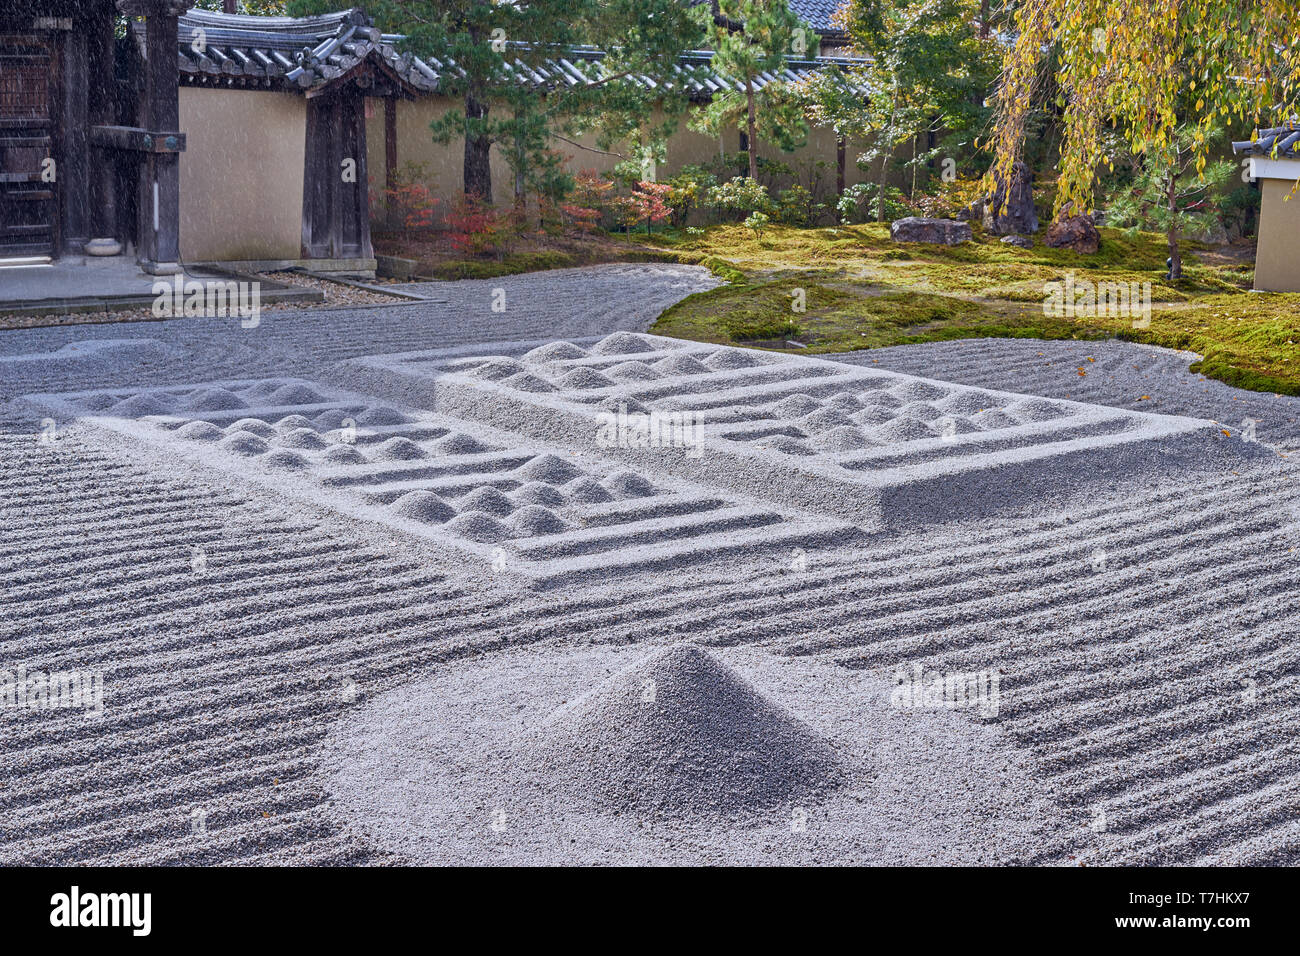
[988,0,1300,277]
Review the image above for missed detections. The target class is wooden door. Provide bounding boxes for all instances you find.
[0,31,57,258]
[302,89,373,261]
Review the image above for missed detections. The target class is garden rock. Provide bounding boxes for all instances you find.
[1044,214,1101,254]
[891,217,972,245]
[1188,219,1229,244]
[1000,235,1033,249]
[984,161,1038,235]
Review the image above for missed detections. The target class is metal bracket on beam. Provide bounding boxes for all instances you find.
[89,126,186,153]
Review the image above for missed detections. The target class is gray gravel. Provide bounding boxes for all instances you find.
[333,331,1271,535]
[18,373,853,590]
[837,337,1300,450]
[322,642,1066,865]
[0,263,719,429]
[3,270,1300,866]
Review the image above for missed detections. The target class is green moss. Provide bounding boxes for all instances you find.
[641,222,1300,394]
[721,314,803,342]
[1115,293,1300,396]
[639,221,1223,284]
[695,255,749,284]
[652,277,1102,354]
[416,221,1293,396]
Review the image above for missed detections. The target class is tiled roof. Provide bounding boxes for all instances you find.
[787,0,849,35]
[1232,123,1300,160]
[147,7,866,98]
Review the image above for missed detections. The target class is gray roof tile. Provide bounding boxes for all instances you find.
[1233,123,1300,159]
[144,6,865,97]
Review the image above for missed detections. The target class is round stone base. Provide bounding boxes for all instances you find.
[84,238,123,257]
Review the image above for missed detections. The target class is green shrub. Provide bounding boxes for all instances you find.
[664,166,719,227]
[707,177,774,219]
[774,184,826,226]
[837,182,912,223]
[743,211,771,237]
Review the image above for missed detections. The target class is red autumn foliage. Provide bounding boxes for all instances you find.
[611,181,673,234]
[446,194,520,257]
[382,162,441,233]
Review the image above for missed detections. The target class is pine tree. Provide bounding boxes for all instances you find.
[701,0,814,181]
[290,0,704,202]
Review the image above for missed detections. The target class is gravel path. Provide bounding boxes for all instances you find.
[0,263,717,429]
[3,270,1299,866]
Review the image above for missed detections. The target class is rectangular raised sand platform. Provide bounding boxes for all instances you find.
[336,332,1249,529]
[22,377,856,587]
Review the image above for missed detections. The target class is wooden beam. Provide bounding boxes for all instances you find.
[61,26,89,254]
[88,0,117,242]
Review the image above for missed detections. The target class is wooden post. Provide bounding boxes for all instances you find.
[59,25,88,255]
[88,1,117,244]
[124,0,187,274]
[384,97,397,228]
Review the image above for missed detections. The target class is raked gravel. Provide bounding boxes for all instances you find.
[322,642,1065,865]
[2,267,1300,865]
[0,263,719,430]
[838,337,1300,449]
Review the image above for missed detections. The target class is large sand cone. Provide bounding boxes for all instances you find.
[515,644,846,818]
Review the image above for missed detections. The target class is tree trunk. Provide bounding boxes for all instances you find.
[745,80,758,181]
[1166,170,1182,280]
[910,134,917,200]
[878,88,898,223]
[980,0,990,39]
[877,137,890,223]
[464,86,492,202]
[514,142,526,211]
[836,135,846,223]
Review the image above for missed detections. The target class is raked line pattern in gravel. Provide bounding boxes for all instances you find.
[4,268,1299,865]
[840,337,1300,449]
[3,423,1299,864]
[0,264,717,429]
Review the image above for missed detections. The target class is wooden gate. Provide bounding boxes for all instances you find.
[0,31,57,258]
[301,90,373,261]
